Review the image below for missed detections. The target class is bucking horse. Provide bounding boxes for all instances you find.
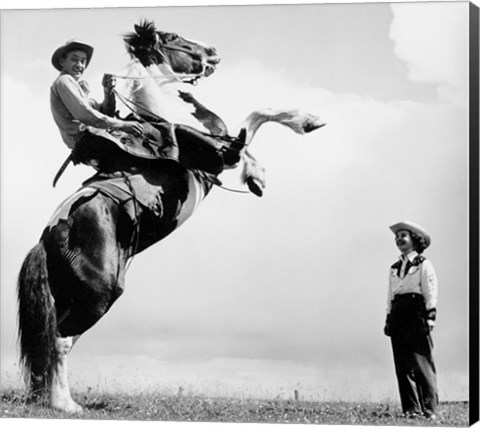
[17,20,325,413]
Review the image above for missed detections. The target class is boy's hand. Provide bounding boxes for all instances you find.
[102,74,116,94]
[122,121,144,137]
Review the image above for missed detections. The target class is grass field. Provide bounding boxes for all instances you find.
[0,389,470,426]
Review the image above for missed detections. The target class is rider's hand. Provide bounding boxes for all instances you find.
[427,319,435,332]
[122,121,144,137]
[102,73,116,94]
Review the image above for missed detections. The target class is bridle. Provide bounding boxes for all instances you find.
[155,39,216,85]
[157,42,200,58]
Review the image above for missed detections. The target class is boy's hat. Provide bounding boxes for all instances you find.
[52,39,94,71]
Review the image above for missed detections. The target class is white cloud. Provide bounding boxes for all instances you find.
[389,2,469,106]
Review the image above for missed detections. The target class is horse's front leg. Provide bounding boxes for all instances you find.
[238,108,326,145]
[241,150,266,197]
[50,335,83,413]
[235,108,325,196]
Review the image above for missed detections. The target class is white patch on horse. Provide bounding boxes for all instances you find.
[175,171,208,228]
[47,188,97,228]
[115,61,208,133]
[50,336,83,413]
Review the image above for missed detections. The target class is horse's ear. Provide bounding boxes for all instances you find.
[134,24,142,34]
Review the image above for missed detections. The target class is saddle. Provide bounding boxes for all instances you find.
[83,171,166,221]
[53,121,245,187]
[85,122,179,160]
[53,122,180,187]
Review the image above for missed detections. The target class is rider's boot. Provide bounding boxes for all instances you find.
[220,128,247,167]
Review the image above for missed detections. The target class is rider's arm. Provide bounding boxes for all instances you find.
[99,92,116,117]
[99,74,116,117]
[53,75,140,134]
[78,78,115,117]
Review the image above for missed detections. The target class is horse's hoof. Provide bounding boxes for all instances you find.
[246,177,264,197]
[51,398,83,414]
[303,116,326,133]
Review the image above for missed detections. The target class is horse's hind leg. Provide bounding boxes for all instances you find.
[50,335,82,413]
[44,194,130,411]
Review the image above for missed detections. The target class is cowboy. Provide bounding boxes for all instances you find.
[50,39,247,183]
[384,220,439,420]
[50,40,147,170]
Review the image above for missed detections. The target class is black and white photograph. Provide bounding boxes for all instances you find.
[1,0,478,426]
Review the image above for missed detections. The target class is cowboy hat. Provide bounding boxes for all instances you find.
[52,39,94,71]
[389,220,431,248]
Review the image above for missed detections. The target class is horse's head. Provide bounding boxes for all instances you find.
[124,20,220,83]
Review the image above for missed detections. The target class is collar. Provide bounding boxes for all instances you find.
[399,250,419,263]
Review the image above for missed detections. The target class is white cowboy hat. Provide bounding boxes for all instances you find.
[52,39,94,71]
[389,220,431,248]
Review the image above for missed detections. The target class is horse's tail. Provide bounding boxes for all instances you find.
[17,242,58,398]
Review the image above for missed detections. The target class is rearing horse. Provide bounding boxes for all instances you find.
[17,20,325,413]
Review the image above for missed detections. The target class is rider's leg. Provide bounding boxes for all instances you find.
[72,134,136,172]
[168,124,268,196]
[173,125,226,174]
[152,123,245,174]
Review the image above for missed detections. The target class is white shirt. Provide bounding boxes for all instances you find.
[386,250,438,314]
[50,74,112,149]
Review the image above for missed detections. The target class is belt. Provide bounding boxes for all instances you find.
[392,293,424,301]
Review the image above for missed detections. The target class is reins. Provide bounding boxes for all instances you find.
[112,61,205,86]
[112,88,163,123]
[112,71,201,85]
[216,185,250,194]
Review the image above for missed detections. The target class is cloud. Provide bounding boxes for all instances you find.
[389,2,468,105]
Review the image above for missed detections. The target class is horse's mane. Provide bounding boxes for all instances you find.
[123,20,168,67]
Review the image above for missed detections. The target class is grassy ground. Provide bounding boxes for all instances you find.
[0,389,470,426]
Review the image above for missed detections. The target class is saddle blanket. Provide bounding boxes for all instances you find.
[48,173,165,229]
[86,173,165,218]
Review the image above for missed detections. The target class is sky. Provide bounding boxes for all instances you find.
[0,0,473,411]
